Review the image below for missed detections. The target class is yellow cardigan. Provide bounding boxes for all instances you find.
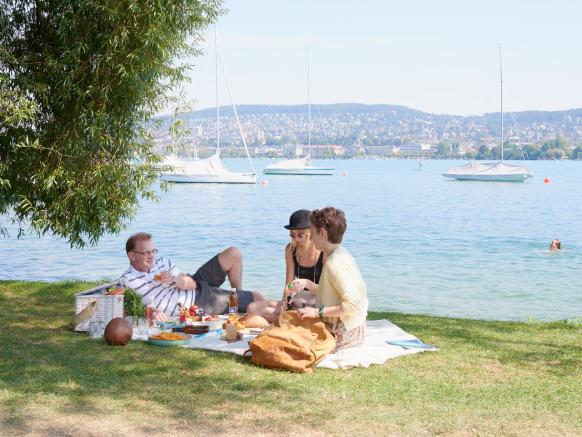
[316,245,368,331]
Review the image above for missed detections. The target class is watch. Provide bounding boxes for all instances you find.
[318,305,325,320]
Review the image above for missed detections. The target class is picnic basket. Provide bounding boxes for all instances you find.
[74,283,125,332]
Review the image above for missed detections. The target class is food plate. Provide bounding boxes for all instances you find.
[148,333,191,347]
[181,325,210,335]
[157,321,186,330]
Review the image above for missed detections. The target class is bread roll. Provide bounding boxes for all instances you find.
[242,314,269,329]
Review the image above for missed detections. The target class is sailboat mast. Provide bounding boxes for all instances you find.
[215,27,220,152]
[499,46,503,162]
[219,54,256,173]
[307,46,311,153]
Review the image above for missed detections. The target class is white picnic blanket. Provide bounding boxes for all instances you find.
[173,319,436,369]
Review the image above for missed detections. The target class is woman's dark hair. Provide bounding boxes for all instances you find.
[309,207,347,244]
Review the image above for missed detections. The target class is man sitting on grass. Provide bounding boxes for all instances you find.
[119,232,268,320]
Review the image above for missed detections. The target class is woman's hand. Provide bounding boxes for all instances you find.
[292,278,309,292]
[297,306,318,320]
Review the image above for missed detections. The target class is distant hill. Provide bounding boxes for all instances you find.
[157,103,582,125]
[184,103,425,118]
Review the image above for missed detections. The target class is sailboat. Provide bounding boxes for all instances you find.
[264,47,334,176]
[443,48,533,182]
[161,31,256,184]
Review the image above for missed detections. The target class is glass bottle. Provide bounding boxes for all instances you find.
[228,288,238,316]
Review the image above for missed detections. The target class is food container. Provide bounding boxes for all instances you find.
[74,283,124,332]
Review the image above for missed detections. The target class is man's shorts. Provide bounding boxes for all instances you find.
[190,254,254,315]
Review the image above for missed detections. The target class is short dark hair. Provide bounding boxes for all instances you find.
[309,207,347,244]
[126,232,152,253]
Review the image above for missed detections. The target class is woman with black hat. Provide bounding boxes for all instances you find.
[254,209,326,322]
[282,209,324,308]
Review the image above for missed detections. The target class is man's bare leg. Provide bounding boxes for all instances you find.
[218,247,243,289]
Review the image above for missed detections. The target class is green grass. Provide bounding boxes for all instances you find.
[1,281,581,436]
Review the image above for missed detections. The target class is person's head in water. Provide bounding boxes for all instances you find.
[549,239,562,251]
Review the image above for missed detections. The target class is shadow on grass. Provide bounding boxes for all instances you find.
[0,281,294,433]
[1,281,581,434]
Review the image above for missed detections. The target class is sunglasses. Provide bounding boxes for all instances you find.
[289,231,307,238]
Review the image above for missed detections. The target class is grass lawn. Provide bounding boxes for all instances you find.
[0,280,581,436]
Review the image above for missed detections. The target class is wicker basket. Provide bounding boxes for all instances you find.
[74,283,125,332]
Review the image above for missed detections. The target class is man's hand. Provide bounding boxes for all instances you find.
[154,310,168,322]
[155,271,174,285]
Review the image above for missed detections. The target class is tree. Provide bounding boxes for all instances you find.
[436,141,450,158]
[476,145,491,160]
[1,0,223,246]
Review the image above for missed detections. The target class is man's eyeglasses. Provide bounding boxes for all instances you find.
[133,249,158,256]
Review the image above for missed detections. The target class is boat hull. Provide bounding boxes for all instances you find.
[161,173,256,184]
[263,168,334,176]
[442,161,533,182]
[442,173,532,182]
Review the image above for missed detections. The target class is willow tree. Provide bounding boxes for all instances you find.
[0,0,222,246]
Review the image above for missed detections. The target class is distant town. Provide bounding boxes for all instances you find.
[154,104,582,160]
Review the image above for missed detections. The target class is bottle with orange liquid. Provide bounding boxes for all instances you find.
[228,288,238,317]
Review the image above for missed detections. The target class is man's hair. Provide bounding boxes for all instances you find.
[309,207,347,244]
[126,232,152,253]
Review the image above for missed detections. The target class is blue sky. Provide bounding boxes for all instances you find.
[173,0,582,116]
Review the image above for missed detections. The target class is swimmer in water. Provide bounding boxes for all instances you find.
[549,239,561,251]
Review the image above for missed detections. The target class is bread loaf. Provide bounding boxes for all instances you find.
[242,314,269,329]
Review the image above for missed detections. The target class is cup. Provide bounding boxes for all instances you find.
[89,320,105,338]
[154,273,163,282]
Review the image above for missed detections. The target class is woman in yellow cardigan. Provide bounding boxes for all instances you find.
[297,207,368,351]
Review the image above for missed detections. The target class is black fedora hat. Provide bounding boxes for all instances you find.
[284,209,311,230]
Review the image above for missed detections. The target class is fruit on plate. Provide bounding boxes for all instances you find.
[188,305,198,316]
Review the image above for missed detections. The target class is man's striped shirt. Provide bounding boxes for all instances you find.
[119,257,196,317]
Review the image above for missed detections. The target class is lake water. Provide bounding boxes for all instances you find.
[2,159,581,321]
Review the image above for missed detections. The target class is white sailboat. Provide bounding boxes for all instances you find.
[443,48,533,182]
[161,30,256,184]
[264,47,334,176]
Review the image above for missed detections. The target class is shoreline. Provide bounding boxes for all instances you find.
[1,279,580,325]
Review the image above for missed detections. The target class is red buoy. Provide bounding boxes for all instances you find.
[544,178,551,184]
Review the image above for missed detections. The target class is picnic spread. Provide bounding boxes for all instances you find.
[129,315,437,370]
[75,284,438,371]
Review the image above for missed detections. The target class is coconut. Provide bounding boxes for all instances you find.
[104,317,133,346]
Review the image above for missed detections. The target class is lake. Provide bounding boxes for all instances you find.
[2,159,581,321]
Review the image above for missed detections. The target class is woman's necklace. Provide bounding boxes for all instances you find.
[296,249,318,283]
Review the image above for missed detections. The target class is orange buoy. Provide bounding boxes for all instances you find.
[544,177,551,184]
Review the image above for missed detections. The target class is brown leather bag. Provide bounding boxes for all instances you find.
[247,310,336,373]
